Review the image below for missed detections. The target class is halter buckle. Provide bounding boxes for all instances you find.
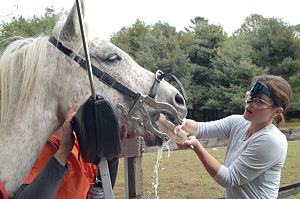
[155,70,164,82]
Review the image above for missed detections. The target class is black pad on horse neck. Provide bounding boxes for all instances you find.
[72,95,121,164]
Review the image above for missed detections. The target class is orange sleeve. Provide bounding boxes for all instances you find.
[0,180,9,199]
[23,135,60,184]
[22,134,98,199]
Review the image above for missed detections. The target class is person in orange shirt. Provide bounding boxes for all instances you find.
[14,104,121,199]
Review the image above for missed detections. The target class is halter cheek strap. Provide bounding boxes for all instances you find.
[149,70,187,102]
[148,70,164,98]
[48,36,138,100]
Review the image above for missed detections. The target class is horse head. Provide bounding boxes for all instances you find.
[51,0,188,146]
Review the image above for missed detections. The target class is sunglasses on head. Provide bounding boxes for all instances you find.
[245,91,273,109]
[245,82,284,108]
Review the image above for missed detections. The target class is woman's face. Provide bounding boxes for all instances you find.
[243,93,277,125]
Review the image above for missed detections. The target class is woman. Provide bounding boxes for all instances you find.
[14,104,122,199]
[176,75,292,199]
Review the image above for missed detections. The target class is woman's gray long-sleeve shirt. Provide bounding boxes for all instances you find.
[195,115,287,199]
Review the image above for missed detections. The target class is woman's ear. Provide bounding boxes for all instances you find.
[273,107,283,118]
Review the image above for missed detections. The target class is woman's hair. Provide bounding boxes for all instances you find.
[253,75,293,126]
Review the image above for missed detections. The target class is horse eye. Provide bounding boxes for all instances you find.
[105,53,122,63]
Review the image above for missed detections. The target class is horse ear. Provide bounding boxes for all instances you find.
[58,0,90,52]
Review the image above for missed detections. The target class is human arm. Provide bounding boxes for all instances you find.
[176,115,243,141]
[175,116,239,150]
[181,136,221,177]
[14,104,79,199]
[14,158,67,199]
[182,132,286,188]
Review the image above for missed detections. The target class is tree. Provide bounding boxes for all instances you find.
[0,7,64,53]
[200,37,264,116]
[235,17,300,76]
[293,24,300,33]
[285,58,300,113]
[187,17,226,67]
[111,19,150,59]
[0,7,62,40]
[233,14,264,36]
[234,16,300,117]
[184,17,230,119]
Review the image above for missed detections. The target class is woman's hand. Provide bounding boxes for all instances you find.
[177,136,200,150]
[54,103,79,166]
[184,136,200,148]
[173,118,198,136]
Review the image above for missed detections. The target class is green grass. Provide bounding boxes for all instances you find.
[114,140,300,199]
[282,120,300,128]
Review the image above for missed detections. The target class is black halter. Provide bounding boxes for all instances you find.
[48,36,187,102]
[48,36,187,143]
[149,70,187,101]
[49,36,139,100]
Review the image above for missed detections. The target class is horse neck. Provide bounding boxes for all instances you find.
[0,105,59,195]
[0,80,61,196]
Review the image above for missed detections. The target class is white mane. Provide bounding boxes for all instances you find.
[0,9,90,128]
[0,37,49,127]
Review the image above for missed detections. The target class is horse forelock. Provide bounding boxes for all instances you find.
[0,37,49,127]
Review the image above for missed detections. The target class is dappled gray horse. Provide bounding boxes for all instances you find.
[0,0,187,196]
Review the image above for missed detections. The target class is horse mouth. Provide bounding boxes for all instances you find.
[145,110,182,146]
[155,110,184,124]
[151,110,182,129]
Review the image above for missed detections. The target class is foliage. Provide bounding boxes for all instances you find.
[111,19,150,58]
[0,7,64,51]
[235,16,300,112]
[250,18,298,74]
[208,37,265,112]
[187,17,226,67]
[233,14,264,36]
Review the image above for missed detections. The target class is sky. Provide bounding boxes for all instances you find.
[0,0,299,40]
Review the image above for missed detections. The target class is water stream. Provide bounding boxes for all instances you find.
[152,140,171,199]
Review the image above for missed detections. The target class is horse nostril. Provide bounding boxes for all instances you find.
[175,93,185,106]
